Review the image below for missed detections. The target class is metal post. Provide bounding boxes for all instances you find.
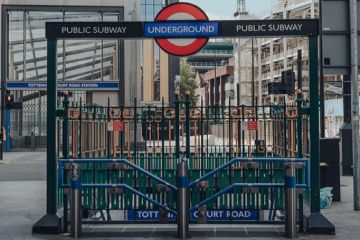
[70,163,82,239]
[78,98,82,159]
[296,50,303,159]
[350,0,360,211]
[47,40,58,214]
[177,160,189,239]
[4,109,11,152]
[297,50,302,90]
[285,162,297,238]
[62,95,69,232]
[298,193,304,232]
[175,92,180,159]
[0,75,5,160]
[319,0,326,138]
[251,38,255,107]
[107,98,111,158]
[185,92,191,159]
[309,37,320,213]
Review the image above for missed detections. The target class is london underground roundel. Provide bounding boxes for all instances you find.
[154,3,209,56]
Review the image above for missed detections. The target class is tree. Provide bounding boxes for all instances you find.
[179,58,199,106]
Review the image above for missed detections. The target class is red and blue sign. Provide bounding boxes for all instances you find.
[150,2,214,56]
[46,3,319,57]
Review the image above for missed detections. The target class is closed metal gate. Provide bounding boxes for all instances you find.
[56,93,310,236]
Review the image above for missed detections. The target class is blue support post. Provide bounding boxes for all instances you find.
[5,109,10,152]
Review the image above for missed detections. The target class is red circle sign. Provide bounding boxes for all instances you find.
[155,3,209,56]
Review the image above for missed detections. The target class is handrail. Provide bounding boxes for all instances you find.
[58,158,177,191]
[188,157,310,189]
[189,182,289,212]
[82,183,177,216]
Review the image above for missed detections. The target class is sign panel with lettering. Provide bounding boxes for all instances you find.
[153,2,211,56]
[46,19,318,41]
[219,19,319,37]
[45,4,319,57]
[144,21,219,38]
[113,122,124,132]
[127,209,258,221]
[247,121,258,131]
[46,22,143,40]
[6,81,119,90]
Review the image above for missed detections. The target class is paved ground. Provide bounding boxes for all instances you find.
[0,152,359,239]
[0,152,46,181]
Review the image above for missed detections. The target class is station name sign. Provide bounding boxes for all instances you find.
[144,21,219,38]
[46,19,319,40]
[7,81,119,90]
[127,209,259,221]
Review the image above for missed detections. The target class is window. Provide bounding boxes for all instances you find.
[7,9,121,82]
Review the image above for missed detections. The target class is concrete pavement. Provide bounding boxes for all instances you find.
[0,152,46,181]
[0,152,359,239]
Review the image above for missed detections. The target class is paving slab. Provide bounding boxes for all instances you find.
[0,152,359,239]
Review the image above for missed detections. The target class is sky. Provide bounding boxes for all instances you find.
[181,0,275,19]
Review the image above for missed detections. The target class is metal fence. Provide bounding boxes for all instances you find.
[55,93,310,226]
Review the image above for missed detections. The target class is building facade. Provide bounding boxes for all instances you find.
[187,42,234,74]
[234,0,318,106]
[0,0,142,151]
[141,0,179,105]
[197,0,319,108]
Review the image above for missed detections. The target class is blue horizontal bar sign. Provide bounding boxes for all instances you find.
[128,210,176,221]
[191,209,258,221]
[7,81,119,90]
[127,209,258,221]
[144,21,219,38]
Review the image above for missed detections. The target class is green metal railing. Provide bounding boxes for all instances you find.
[55,93,310,223]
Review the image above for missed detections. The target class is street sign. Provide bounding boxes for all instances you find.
[108,122,124,132]
[325,82,343,95]
[113,122,124,132]
[247,121,258,131]
[127,209,258,221]
[242,121,258,131]
[6,81,119,90]
[152,2,211,56]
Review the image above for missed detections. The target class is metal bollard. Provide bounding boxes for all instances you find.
[285,162,297,239]
[70,163,82,239]
[177,159,189,239]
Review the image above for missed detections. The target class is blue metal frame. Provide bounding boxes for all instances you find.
[58,158,177,191]
[188,157,310,189]
[188,157,310,213]
[5,109,10,152]
[58,158,177,216]
[58,157,310,222]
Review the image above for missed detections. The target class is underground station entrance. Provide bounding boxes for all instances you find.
[32,2,334,239]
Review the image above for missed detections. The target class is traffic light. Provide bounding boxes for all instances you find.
[5,92,14,109]
[268,70,295,95]
[281,70,295,95]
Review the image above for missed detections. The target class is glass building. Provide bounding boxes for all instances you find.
[141,0,165,102]
[140,0,179,104]
[1,3,126,151]
[0,1,179,152]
